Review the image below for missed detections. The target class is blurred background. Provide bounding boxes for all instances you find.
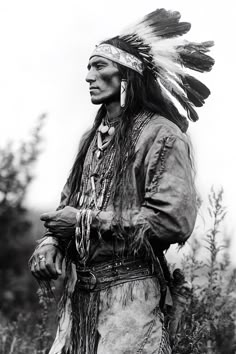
[0,0,235,353]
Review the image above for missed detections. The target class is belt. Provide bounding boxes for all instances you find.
[76,258,155,292]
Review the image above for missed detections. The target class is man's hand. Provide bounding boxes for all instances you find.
[29,244,63,280]
[40,206,78,238]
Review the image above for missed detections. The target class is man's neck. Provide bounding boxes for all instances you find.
[105,101,122,122]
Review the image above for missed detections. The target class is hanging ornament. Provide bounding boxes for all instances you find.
[100,123,109,134]
[108,126,115,135]
[120,79,127,108]
[96,149,102,159]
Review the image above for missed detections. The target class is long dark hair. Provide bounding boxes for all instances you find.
[67,36,188,205]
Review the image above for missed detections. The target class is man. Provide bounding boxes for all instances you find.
[29,8,214,354]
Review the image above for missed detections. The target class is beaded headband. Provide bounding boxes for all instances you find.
[90,44,144,75]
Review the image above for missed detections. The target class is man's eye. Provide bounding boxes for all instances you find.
[96,64,105,70]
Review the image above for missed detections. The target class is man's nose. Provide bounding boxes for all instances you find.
[85,69,96,83]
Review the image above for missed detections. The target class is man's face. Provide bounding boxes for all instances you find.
[86,56,121,105]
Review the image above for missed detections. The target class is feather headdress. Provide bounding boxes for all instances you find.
[90,8,214,124]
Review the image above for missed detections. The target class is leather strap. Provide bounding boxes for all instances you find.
[76,258,154,292]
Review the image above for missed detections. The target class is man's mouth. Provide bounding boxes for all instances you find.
[89,87,99,91]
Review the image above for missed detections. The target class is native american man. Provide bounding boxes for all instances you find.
[29,9,214,354]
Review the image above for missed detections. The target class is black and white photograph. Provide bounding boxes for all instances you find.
[0,1,235,353]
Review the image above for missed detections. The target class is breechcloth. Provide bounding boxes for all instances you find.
[49,257,172,354]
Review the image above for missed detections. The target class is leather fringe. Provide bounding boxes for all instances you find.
[70,282,100,354]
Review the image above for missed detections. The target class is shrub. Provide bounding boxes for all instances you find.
[174,188,236,354]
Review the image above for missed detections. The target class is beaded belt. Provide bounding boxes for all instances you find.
[76,258,155,292]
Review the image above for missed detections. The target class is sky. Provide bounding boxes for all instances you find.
[0,0,236,262]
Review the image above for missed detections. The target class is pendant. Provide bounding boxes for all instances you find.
[97,131,103,149]
[100,124,109,134]
[96,149,102,159]
[108,126,115,135]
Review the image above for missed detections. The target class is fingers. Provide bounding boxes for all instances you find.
[29,256,44,279]
[44,251,59,279]
[32,253,55,280]
[35,255,54,279]
[43,225,75,239]
[40,211,58,221]
[55,252,63,275]
[29,246,63,280]
[29,257,39,278]
[40,208,77,235]
[43,220,57,229]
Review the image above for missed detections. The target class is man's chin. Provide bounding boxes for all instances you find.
[90,97,104,105]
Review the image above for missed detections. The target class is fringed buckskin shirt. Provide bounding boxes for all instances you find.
[41,113,197,257]
[39,112,197,354]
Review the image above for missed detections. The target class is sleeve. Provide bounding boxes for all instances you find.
[131,134,197,247]
[35,129,92,252]
[97,133,197,248]
[35,181,71,253]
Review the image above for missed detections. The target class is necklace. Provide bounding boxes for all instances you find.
[96,117,117,159]
[77,111,154,210]
[98,120,115,136]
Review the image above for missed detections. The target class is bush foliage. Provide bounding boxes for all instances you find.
[173,189,236,354]
[0,114,46,317]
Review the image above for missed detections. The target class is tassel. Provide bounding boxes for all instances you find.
[70,284,100,354]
